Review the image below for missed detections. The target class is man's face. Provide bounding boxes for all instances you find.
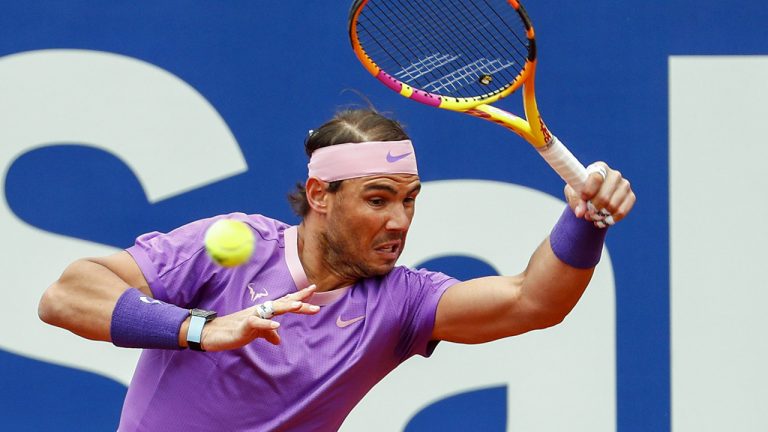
[322,174,421,279]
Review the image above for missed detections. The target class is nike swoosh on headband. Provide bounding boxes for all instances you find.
[386,151,412,163]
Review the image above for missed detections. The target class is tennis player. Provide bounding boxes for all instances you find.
[39,109,635,431]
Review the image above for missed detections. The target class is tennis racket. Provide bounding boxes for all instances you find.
[348,0,613,226]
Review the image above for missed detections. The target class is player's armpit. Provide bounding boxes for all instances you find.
[431,275,539,344]
[432,239,594,344]
[89,251,153,296]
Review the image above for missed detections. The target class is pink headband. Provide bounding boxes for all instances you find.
[307,140,418,182]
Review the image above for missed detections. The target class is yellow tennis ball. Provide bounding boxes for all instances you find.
[204,219,255,267]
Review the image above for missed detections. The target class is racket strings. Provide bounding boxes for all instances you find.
[354,0,531,99]
[398,1,494,93]
[369,0,478,93]
[358,5,416,73]
[363,0,496,92]
[441,0,523,93]
[451,0,518,64]
[479,0,531,58]
[376,1,461,85]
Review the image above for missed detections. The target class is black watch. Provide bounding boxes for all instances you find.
[187,308,217,351]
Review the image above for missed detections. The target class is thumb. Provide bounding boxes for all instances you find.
[244,317,281,345]
[563,184,587,217]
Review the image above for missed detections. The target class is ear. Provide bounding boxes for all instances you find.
[305,177,331,214]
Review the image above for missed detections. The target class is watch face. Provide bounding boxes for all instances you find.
[190,308,217,320]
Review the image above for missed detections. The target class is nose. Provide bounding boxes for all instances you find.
[385,205,411,232]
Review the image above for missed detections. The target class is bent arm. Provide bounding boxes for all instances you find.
[433,162,635,344]
[39,249,321,351]
[433,237,593,344]
[38,251,151,342]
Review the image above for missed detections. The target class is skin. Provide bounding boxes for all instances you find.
[297,174,421,290]
[38,162,635,350]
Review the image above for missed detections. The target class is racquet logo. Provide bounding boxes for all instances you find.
[538,116,552,144]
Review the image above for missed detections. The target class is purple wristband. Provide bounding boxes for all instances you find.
[110,288,189,350]
[549,207,608,269]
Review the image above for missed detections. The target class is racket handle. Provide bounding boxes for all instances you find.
[537,137,614,228]
[537,136,588,193]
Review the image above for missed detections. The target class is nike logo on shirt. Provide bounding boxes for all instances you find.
[386,151,412,163]
[336,315,365,328]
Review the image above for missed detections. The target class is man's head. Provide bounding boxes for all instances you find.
[288,109,411,217]
[291,109,421,279]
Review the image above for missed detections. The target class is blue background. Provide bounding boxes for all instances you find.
[2,1,767,430]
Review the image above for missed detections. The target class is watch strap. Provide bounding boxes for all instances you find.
[187,315,207,351]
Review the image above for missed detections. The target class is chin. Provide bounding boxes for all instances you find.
[376,259,399,275]
[363,261,397,278]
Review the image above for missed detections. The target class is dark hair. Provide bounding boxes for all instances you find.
[288,109,410,217]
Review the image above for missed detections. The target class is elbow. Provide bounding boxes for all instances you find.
[38,268,82,327]
[528,304,572,331]
[534,311,567,330]
[38,281,64,326]
[38,260,87,326]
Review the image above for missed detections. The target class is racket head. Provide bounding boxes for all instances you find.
[348,0,537,112]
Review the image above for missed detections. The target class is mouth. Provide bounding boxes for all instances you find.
[374,241,401,259]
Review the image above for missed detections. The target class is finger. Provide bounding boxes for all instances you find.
[590,169,622,211]
[592,214,614,228]
[235,316,281,347]
[585,202,607,221]
[274,299,321,316]
[261,297,321,318]
[247,315,280,330]
[606,180,633,215]
[284,284,318,301]
[263,329,281,345]
[580,162,608,202]
[292,302,321,315]
[613,190,637,223]
[253,301,276,319]
[594,220,608,229]
[598,179,634,226]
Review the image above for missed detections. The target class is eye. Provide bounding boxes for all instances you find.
[369,197,385,207]
[404,197,416,206]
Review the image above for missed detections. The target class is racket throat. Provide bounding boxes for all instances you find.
[521,67,552,147]
[466,105,535,142]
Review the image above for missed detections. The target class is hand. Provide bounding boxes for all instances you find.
[564,162,636,227]
[198,284,319,351]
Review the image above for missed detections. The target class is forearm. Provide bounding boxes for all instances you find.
[39,258,143,341]
[517,204,608,326]
[518,237,595,327]
[435,163,633,344]
[40,253,318,351]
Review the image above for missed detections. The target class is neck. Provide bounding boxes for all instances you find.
[297,222,356,292]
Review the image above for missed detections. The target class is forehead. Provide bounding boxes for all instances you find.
[346,174,421,193]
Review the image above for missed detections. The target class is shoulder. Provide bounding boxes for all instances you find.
[217,212,290,243]
[130,213,289,262]
[382,266,458,291]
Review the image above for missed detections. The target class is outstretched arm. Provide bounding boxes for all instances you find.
[433,162,635,344]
